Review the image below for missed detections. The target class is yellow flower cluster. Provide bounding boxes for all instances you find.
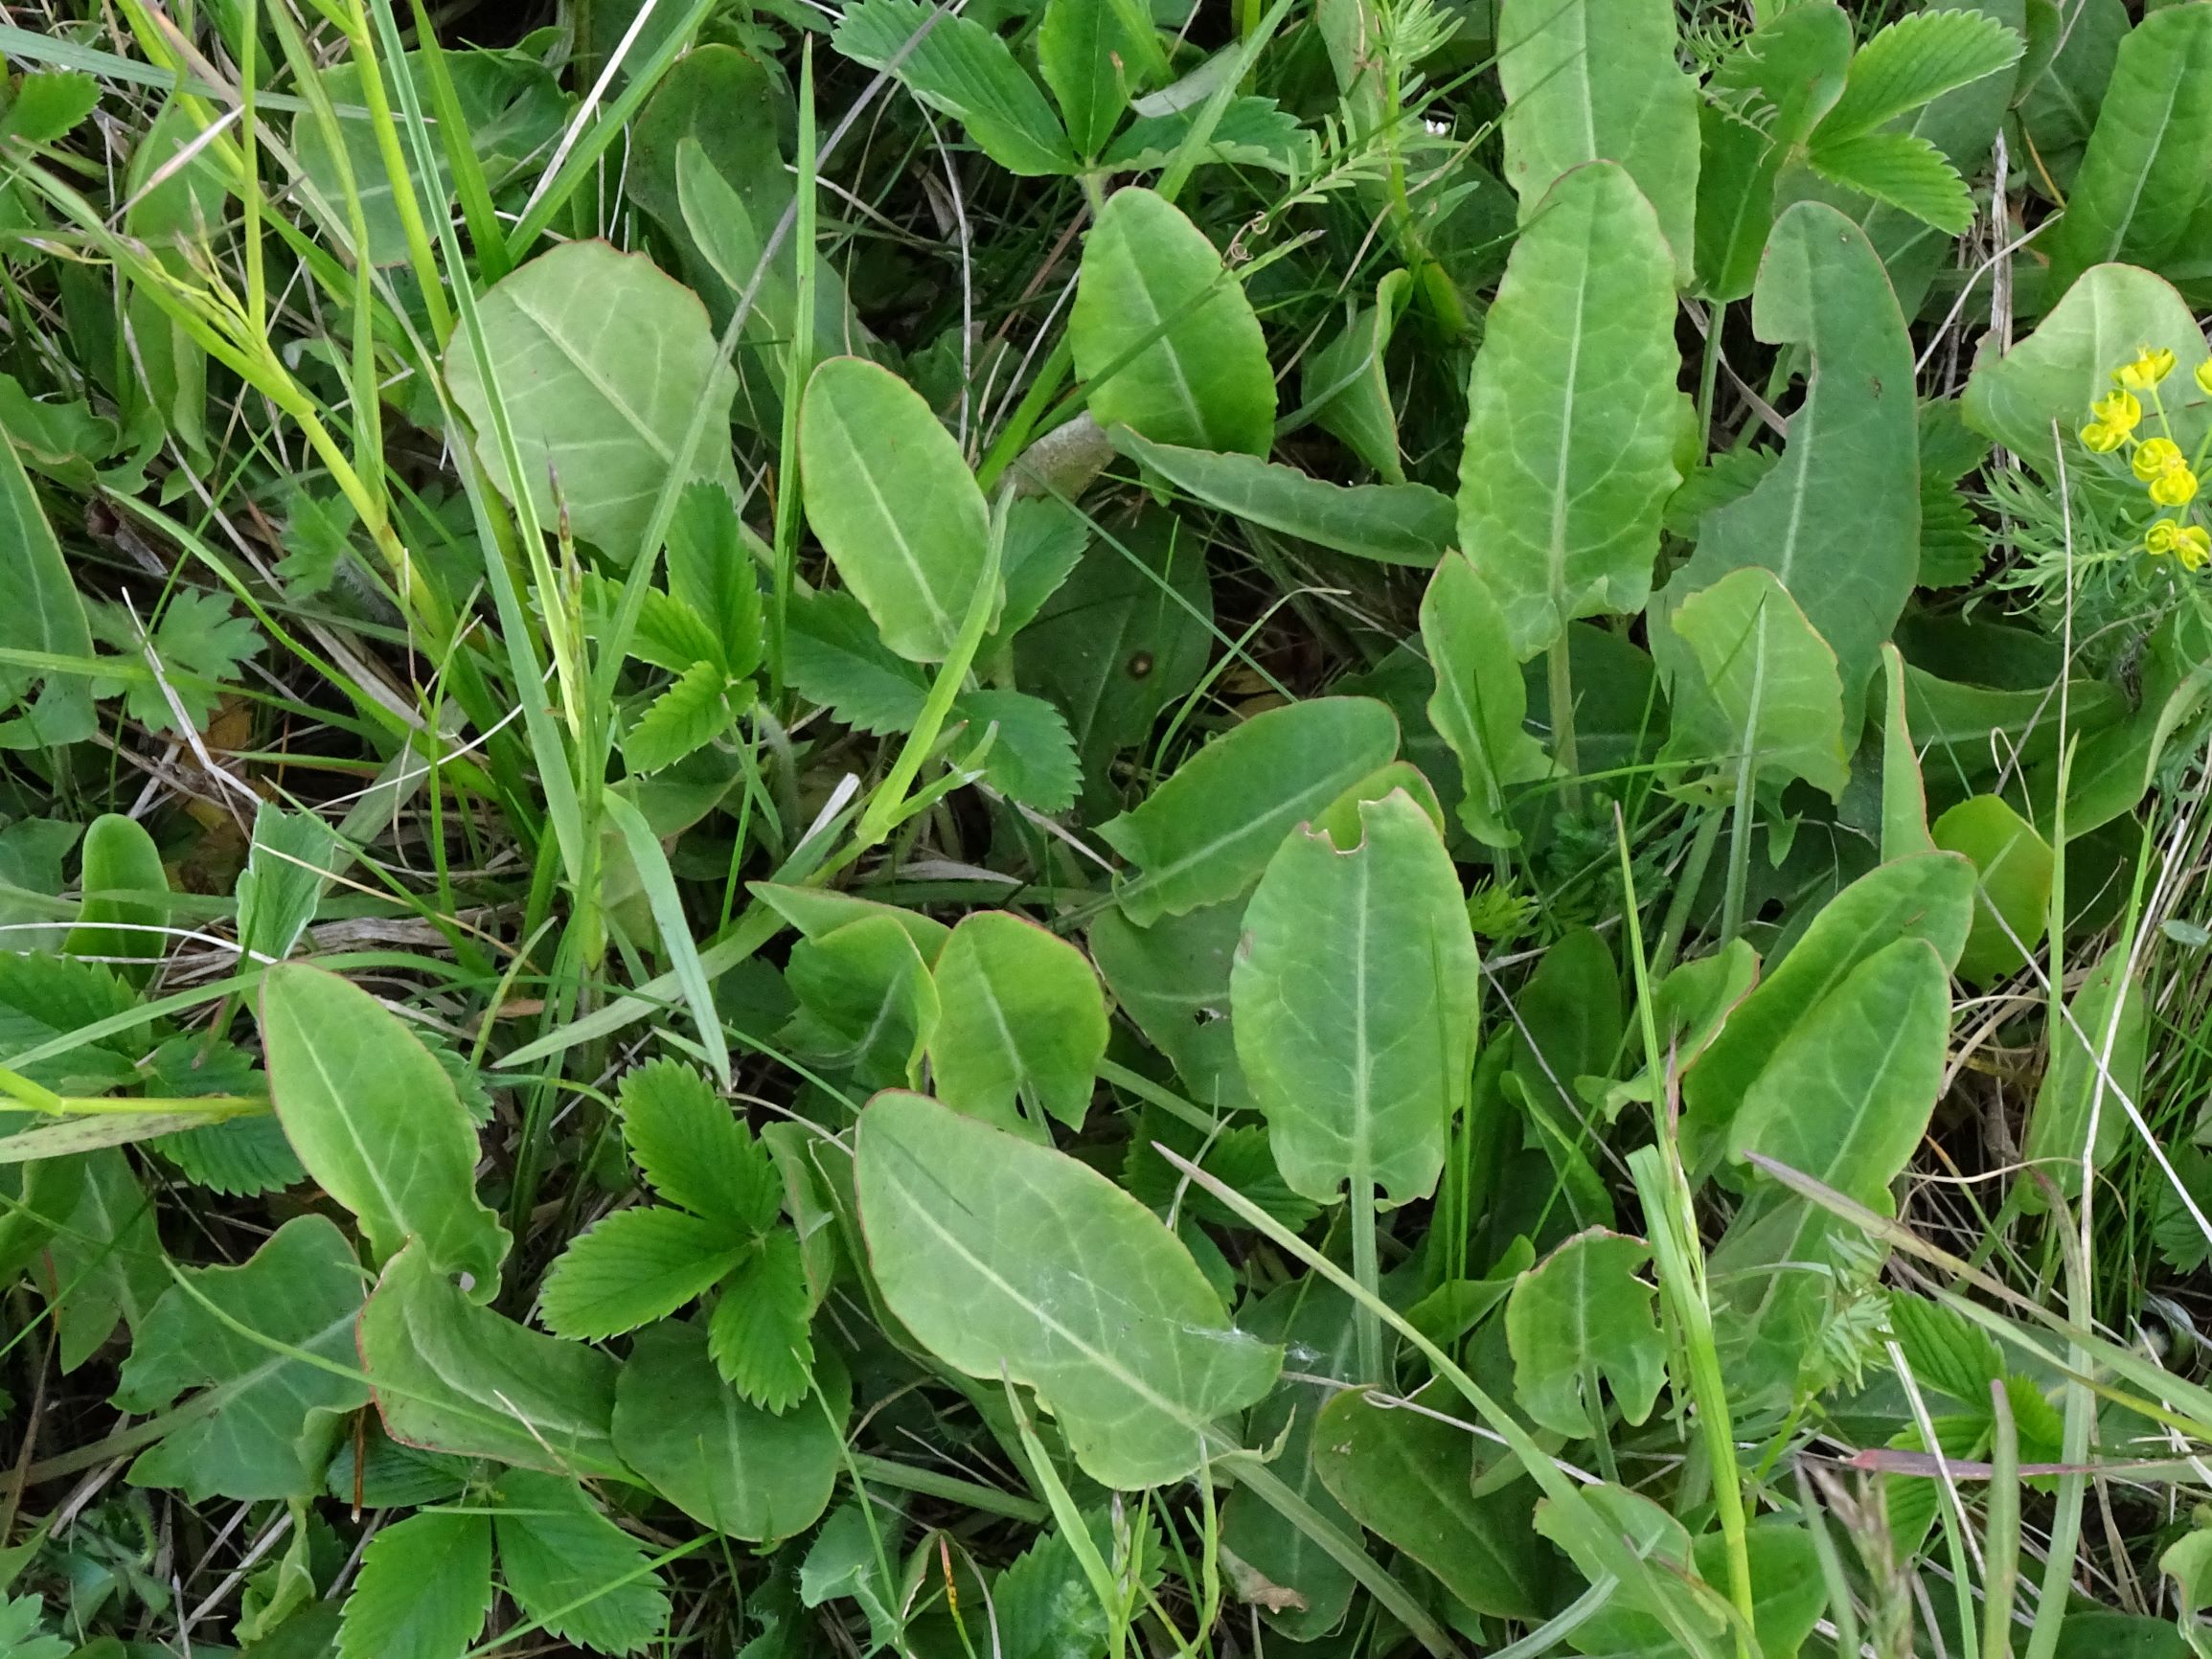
[2078,346,2212,566]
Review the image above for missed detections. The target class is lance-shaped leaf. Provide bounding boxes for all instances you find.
[1230,790,1481,1206]
[1311,1387,1553,1620]
[260,964,509,1296]
[2041,3,2212,301]
[855,1090,1280,1488]
[1664,565,1851,801]
[445,242,736,566]
[1303,268,1414,482]
[1456,162,1687,661]
[2021,942,2145,1209]
[1112,428,1452,566]
[1496,0,1700,281]
[1681,852,1973,1170]
[1695,4,1852,302]
[1711,939,1950,1398]
[1038,0,1160,157]
[358,1239,630,1482]
[1664,201,1918,726]
[1101,696,1399,926]
[833,0,1078,176]
[1422,554,1550,845]
[1504,1230,1667,1440]
[0,395,94,750]
[113,1216,370,1502]
[1881,643,1937,860]
[1963,262,2209,474]
[799,356,993,665]
[1070,188,1274,456]
[614,1320,851,1542]
[66,812,171,988]
[929,912,1108,1138]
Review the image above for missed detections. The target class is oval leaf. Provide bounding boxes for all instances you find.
[799,356,993,664]
[855,1090,1281,1488]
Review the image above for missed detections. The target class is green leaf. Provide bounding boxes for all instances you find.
[1881,645,1937,860]
[1100,696,1399,926]
[855,1090,1280,1488]
[1,70,100,144]
[1111,427,1451,566]
[1806,129,1974,234]
[1681,852,1974,1170]
[445,240,737,565]
[784,914,940,1090]
[539,1208,746,1340]
[260,964,509,1294]
[750,882,952,957]
[1231,790,1481,1206]
[667,481,764,678]
[1302,270,1413,483]
[1962,261,2209,473]
[337,1511,492,1659]
[293,52,563,267]
[1496,0,1699,280]
[65,812,171,988]
[2041,3,2212,298]
[1504,1229,1667,1439]
[1456,161,1687,660]
[492,1469,670,1657]
[1664,565,1851,801]
[625,661,740,774]
[1311,1387,1552,1620]
[799,356,993,664]
[2018,0,2127,192]
[1730,946,1954,1192]
[41,1148,165,1373]
[1813,9,2024,143]
[954,688,1081,812]
[832,0,1078,176]
[236,803,340,965]
[114,1216,370,1503]
[929,911,1108,1137]
[1932,794,2056,986]
[787,586,932,735]
[707,1231,815,1409]
[1088,898,1250,1114]
[1694,4,1853,302]
[1070,188,1274,456]
[1716,941,1950,1374]
[1038,0,1150,156]
[613,1319,851,1541]
[618,1057,782,1229]
[1014,506,1213,818]
[88,588,260,737]
[1661,201,1918,725]
[0,325,92,753]
[359,1239,630,1482]
[1568,1522,1828,1659]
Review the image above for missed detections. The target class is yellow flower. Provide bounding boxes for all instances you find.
[2197,358,2212,398]
[2134,436,2185,482]
[2080,420,2126,452]
[2180,526,2212,571]
[2152,466,2200,508]
[2091,389,2142,433]
[2149,519,2184,555]
[2117,346,2178,389]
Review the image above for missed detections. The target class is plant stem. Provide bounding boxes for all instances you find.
[1351,1166,1383,1385]
[1547,632,1580,809]
[1720,752,1756,945]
